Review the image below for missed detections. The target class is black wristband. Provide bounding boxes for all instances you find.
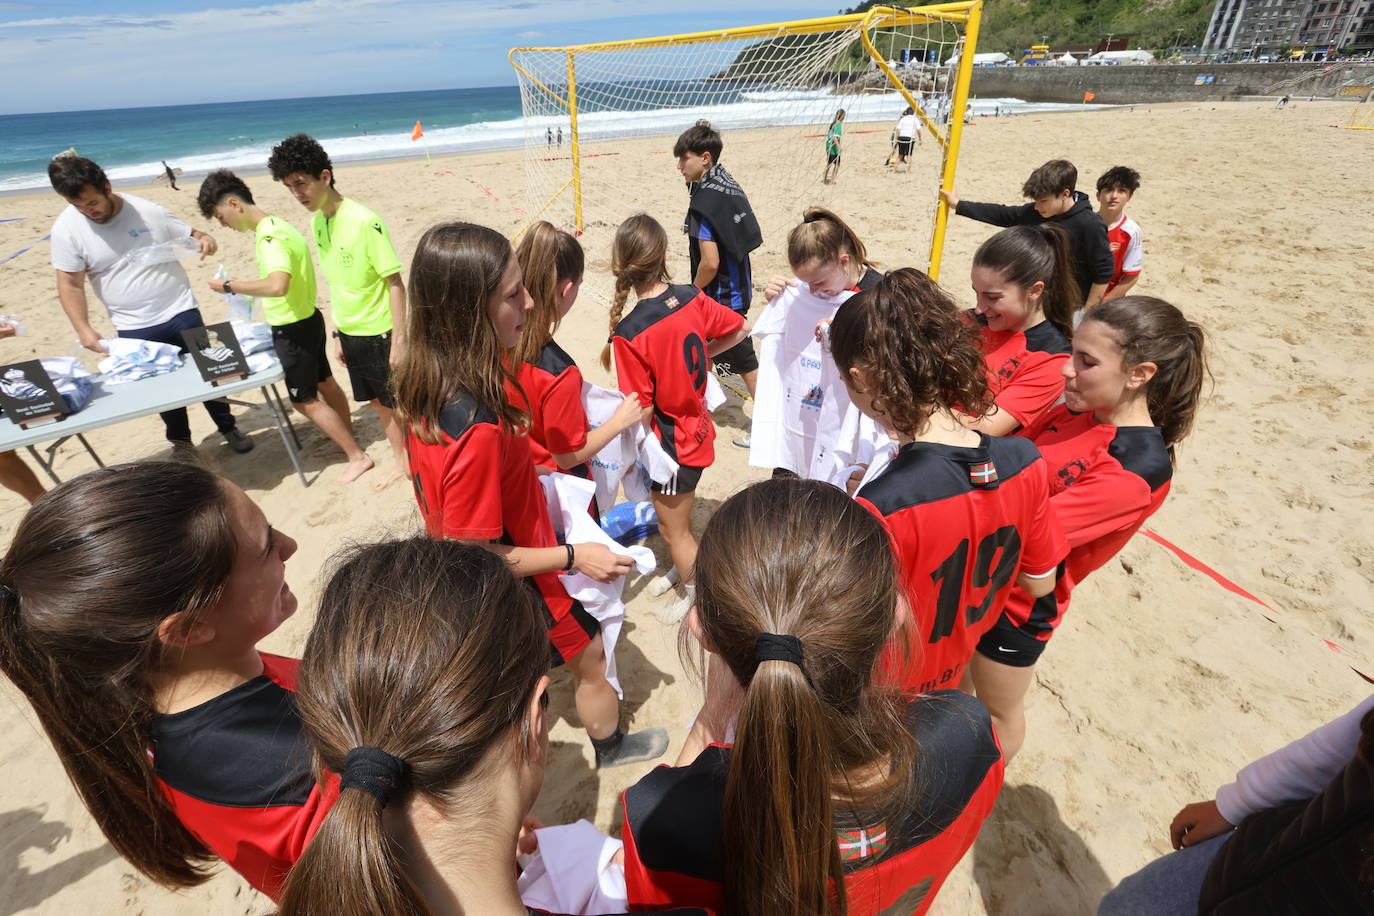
[563,543,575,571]
[222,279,232,294]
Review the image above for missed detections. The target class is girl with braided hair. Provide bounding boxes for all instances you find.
[600,213,749,590]
[829,268,1066,698]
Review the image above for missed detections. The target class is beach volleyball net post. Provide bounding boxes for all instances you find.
[509,2,982,281]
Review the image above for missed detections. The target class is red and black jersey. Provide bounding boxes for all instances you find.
[856,434,1066,693]
[973,314,1071,432]
[1002,406,1173,639]
[405,392,595,665]
[621,690,1003,915]
[852,265,883,291]
[150,652,338,901]
[611,284,744,468]
[508,341,591,478]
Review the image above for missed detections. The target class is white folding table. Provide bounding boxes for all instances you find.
[0,356,309,486]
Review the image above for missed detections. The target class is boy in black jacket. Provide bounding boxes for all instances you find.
[941,159,1113,311]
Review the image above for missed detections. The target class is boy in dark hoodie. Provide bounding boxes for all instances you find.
[941,158,1113,310]
[674,121,762,435]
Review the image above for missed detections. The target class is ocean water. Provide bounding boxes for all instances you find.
[0,83,1101,194]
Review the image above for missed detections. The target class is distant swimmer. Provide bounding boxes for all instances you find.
[161,160,179,191]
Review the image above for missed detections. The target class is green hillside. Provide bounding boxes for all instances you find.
[843,0,1216,56]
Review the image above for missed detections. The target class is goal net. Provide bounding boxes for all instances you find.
[509,3,982,282]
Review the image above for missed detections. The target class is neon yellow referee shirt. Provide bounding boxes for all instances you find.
[310,197,402,336]
[254,215,317,326]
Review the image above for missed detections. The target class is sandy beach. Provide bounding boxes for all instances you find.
[1,98,1372,914]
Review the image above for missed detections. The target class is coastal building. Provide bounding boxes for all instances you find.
[1296,0,1374,52]
[1203,0,1374,54]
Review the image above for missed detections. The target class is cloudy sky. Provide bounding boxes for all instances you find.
[0,0,840,114]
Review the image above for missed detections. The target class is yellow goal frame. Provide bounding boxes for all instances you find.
[510,1,983,281]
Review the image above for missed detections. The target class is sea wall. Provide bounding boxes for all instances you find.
[967,62,1374,104]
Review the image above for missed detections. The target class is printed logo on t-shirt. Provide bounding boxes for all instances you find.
[837,825,888,862]
[968,460,999,486]
[1055,458,1089,491]
[801,385,824,409]
[664,295,680,309]
[339,250,354,267]
[997,355,1021,382]
[1110,240,1123,252]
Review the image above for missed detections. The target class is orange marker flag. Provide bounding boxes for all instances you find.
[411,120,424,140]
[1082,91,1096,103]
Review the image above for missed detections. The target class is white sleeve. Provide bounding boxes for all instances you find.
[1215,693,1374,825]
[49,219,85,273]
[1122,226,1143,274]
[147,200,192,244]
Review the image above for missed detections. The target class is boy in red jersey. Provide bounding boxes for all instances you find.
[1096,165,1144,301]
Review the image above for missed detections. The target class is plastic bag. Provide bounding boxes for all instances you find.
[39,356,96,413]
[119,236,201,268]
[231,321,274,355]
[214,265,258,322]
[0,313,26,336]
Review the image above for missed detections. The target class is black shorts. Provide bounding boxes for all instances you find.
[712,335,758,376]
[652,464,704,496]
[827,152,841,165]
[896,137,914,157]
[272,310,332,404]
[975,612,1051,668]
[338,331,395,408]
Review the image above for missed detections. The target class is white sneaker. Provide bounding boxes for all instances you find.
[733,432,751,449]
[647,566,680,597]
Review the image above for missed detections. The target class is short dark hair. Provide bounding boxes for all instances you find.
[673,120,723,161]
[1096,165,1141,193]
[267,133,335,187]
[48,156,109,199]
[1021,159,1077,198]
[196,169,255,219]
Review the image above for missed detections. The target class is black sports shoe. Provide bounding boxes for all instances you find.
[223,428,254,453]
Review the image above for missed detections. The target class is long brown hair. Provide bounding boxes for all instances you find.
[973,224,1081,340]
[393,222,526,442]
[1084,296,1209,462]
[695,478,915,916]
[600,213,670,371]
[830,267,993,436]
[513,220,584,367]
[0,462,236,887]
[279,537,549,916]
[787,207,874,274]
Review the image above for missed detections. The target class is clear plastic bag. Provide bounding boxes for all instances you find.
[214,264,257,323]
[120,235,201,267]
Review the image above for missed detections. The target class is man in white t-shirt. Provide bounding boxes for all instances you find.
[48,156,252,454]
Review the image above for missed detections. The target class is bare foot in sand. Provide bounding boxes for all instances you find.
[372,462,407,492]
[337,453,375,484]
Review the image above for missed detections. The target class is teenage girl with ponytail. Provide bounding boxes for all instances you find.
[600,213,749,587]
[394,221,666,769]
[964,223,1080,436]
[620,478,1003,916]
[971,296,1208,761]
[0,462,332,900]
[279,537,707,916]
[512,220,644,486]
[828,268,1066,695]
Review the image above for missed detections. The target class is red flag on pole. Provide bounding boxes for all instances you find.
[411,120,424,141]
[1082,91,1096,102]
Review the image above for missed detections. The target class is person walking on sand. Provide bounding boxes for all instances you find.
[162,160,179,190]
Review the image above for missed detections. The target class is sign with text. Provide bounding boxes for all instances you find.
[181,322,248,385]
[0,359,68,427]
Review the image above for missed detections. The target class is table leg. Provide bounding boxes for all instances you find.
[76,434,105,468]
[267,383,303,449]
[25,444,61,485]
[261,385,309,487]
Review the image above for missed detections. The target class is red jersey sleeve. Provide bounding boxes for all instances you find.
[1051,457,1154,550]
[697,293,745,342]
[1018,456,1069,575]
[540,365,590,456]
[995,350,1070,429]
[437,422,507,540]
[613,336,655,409]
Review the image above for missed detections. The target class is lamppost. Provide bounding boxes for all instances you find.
[1173,27,1185,58]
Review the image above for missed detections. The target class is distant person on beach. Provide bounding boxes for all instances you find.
[620,479,1004,916]
[557,126,563,146]
[1096,165,1144,301]
[0,462,334,901]
[196,170,374,484]
[267,133,408,490]
[546,126,553,145]
[941,158,1114,311]
[1276,94,1290,109]
[824,108,844,184]
[894,106,918,171]
[674,120,762,428]
[47,156,254,460]
[161,159,179,190]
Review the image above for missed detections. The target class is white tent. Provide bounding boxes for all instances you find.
[1085,49,1156,65]
[1051,52,1081,66]
[945,51,1012,67]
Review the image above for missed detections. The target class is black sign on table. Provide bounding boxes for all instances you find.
[0,360,68,428]
[181,322,249,385]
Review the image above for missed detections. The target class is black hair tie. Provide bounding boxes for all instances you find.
[755,633,814,688]
[802,212,824,224]
[0,583,15,603]
[341,746,409,807]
